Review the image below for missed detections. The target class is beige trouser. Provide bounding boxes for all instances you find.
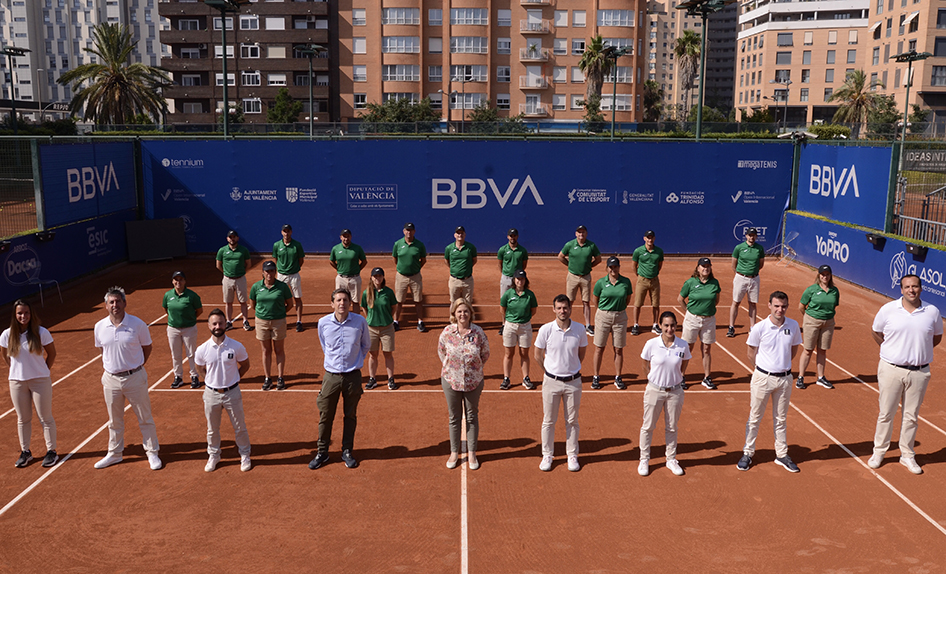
[640,384,684,461]
[101,368,159,455]
[448,276,474,304]
[167,325,199,379]
[203,386,251,457]
[541,375,581,457]
[10,377,56,452]
[743,370,791,459]
[873,360,931,459]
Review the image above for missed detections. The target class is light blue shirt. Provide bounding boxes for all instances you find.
[318,311,371,373]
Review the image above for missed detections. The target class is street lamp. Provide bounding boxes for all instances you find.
[204,0,246,139]
[769,78,792,133]
[894,50,932,171]
[603,45,632,139]
[1,46,31,136]
[154,81,175,132]
[294,43,325,140]
[676,0,732,141]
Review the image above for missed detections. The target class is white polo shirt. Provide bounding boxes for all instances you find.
[873,298,943,366]
[534,319,587,377]
[641,335,691,388]
[94,314,152,374]
[0,327,53,381]
[747,316,801,373]
[194,335,248,389]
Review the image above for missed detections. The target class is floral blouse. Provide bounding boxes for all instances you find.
[438,323,490,392]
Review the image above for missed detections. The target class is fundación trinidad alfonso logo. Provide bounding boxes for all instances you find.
[665,193,679,203]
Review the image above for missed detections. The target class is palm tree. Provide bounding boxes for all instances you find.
[828,69,885,137]
[579,35,614,101]
[57,23,170,125]
[673,30,701,119]
[642,80,664,122]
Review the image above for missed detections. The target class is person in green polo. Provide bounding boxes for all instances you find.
[558,225,602,335]
[272,223,305,333]
[445,225,477,304]
[499,269,539,390]
[678,258,722,390]
[796,264,841,390]
[215,230,253,332]
[630,229,665,336]
[392,222,428,333]
[249,260,294,391]
[361,267,400,391]
[163,270,203,389]
[497,228,528,336]
[728,228,766,338]
[591,256,633,390]
[330,228,368,315]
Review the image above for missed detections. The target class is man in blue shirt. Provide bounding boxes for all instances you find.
[310,288,371,470]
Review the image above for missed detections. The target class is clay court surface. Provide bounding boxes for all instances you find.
[2,253,946,576]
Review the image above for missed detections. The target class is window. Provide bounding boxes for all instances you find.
[429,65,442,81]
[240,15,258,30]
[909,13,919,33]
[181,74,201,86]
[870,72,879,88]
[604,67,632,83]
[353,38,366,54]
[776,52,791,65]
[572,39,585,55]
[938,9,946,29]
[601,94,631,111]
[352,9,365,26]
[353,66,367,82]
[553,39,567,55]
[847,50,857,64]
[573,11,586,28]
[498,10,511,27]
[775,69,790,83]
[178,19,199,30]
[451,65,487,81]
[877,0,883,13]
[804,31,813,45]
[824,88,833,101]
[849,30,858,44]
[268,46,285,59]
[895,68,901,86]
[497,94,510,110]
[449,93,485,110]
[826,50,835,64]
[497,66,510,82]
[553,66,566,83]
[825,69,834,82]
[800,88,809,102]
[451,9,488,26]
[215,73,235,86]
[602,38,633,54]
[268,73,286,86]
[242,71,261,86]
[265,17,284,30]
[382,65,420,81]
[828,30,837,44]
[213,16,233,30]
[886,18,892,38]
[214,45,234,58]
[430,38,443,53]
[899,14,906,36]
[571,67,584,82]
[497,38,511,55]
[382,8,420,25]
[932,66,946,86]
[182,103,202,114]
[553,94,566,110]
[354,94,367,109]
[181,47,200,59]
[571,95,583,110]
[597,10,634,27]
[937,38,946,57]
[429,9,442,26]
[429,93,442,109]
[241,44,260,59]
[450,37,487,54]
[777,33,793,47]
[554,11,567,27]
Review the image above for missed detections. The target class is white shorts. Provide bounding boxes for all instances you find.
[732,274,760,303]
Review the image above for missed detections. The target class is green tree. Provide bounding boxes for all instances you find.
[578,94,606,134]
[267,88,303,124]
[217,103,244,126]
[56,23,170,124]
[828,69,885,137]
[742,107,774,123]
[673,30,701,117]
[579,35,614,101]
[359,97,440,133]
[642,80,664,122]
[468,101,529,134]
[866,94,900,139]
[688,105,726,122]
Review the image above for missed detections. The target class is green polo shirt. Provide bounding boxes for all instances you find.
[561,239,601,276]
[162,287,202,329]
[497,243,529,277]
[330,242,367,277]
[216,244,252,278]
[732,242,765,276]
[500,288,538,324]
[249,279,293,321]
[800,284,840,321]
[361,286,397,328]
[632,245,664,279]
[593,274,633,312]
[272,238,305,275]
[445,242,477,278]
[392,237,427,276]
[680,277,721,317]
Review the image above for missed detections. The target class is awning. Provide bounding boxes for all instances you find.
[868,21,882,34]
[906,10,920,24]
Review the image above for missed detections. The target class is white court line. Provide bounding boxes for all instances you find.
[460,436,469,575]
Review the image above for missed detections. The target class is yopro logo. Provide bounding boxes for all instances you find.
[3,243,41,286]
[809,164,860,198]
[815,232,849,262]
[432,176,544,209]
[66,161,120,203]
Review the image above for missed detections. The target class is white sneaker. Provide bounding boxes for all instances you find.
[539,455,553,472]
[147,452,163,471]
[900,456,923,475]
[867,452,883,469]
[666,459,684,476]
[204,454,220,473]
[638,460,650,476]
[93,452,122,469]
[240,455,252,472]
[567,455,580,472]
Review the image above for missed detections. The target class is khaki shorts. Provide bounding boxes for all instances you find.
[222,275,247,303]
[802,313,835,351]
[594,309,628,348]
[634,276,660,309]
[565,272,592,304]
[682,311,716,345]
[256,318,287,341]
[369,324,395,353]
[335,275,362,304]
[502,321,533,348]
[499,274,514,299]
[732,273,760,303]
[277,272,302,299]
[448,275,474,304]
[395,272,423,302]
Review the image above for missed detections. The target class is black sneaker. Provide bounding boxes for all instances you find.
[417,321,427,333]
[262,377,273,391]
[681,381,690,390]
[497,325,504,336]
[614,376,627,390]
[191,376,201,389]
[308,452,329,469]
[341,449,359,469]
[14,450,32,468]
[42,450,58,468]
[775,456,800,473]
[523,376,536,390]
[701,376,718,390]
[296,321,304,333]
[726,326,736,338]
[225,320,234,331]
[652,324,661,334]
[170,376,184,389]
[591,375,602,389]
[795,377,807,390]
[393,321,400,332]
[243,320,252,332]
[737,453,752,471]
[364,377,378,390]
[586,325,595,336]
[387,378,398,390]
[276,377,287,390]
[500,377,511,390]
[630,324,641,336]
[816,377,834,390]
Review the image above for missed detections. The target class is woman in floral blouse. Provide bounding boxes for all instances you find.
[438,297,490,470]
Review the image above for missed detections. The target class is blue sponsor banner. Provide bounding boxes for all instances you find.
[141,140,793,255]
[796,143,891,231]
[0,209,132,306]
[40,142,137,228]
[785,212,946,313]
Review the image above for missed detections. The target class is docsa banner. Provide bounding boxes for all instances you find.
[40,142,137,228]
[141,140,793,255]
[785,211,946,313]
[796,143,892,232]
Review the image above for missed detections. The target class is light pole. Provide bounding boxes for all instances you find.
[603,45,632,139]
[438,88,458,132]
[676,0,731,141]
[769,78,792,133]
[894,50,932,171]
[204,0,245,139]
[294,44,325,140]
[154,81,174,132]
[1,46,31,135]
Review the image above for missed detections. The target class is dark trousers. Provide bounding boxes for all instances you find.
[317,369,362,453]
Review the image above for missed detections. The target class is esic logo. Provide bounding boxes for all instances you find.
[3,243,41,286]
[815,233,849,262]
[67,161,120,203]
[87,226,109,256]
[809,164,860,198]
[432,176,544,209]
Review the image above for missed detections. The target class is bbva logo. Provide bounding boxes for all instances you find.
[808,164,859,199]
[67,161,120,203]
[432,176,544,209]
[3,243,41,286]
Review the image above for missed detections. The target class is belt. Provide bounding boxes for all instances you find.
[209,383,239,393]
[224,275,244,280]
[339,274,360,279]
[889,362,929,371]
[451,274,471,280]
[109,365,143,378]
[545,371,581,382]
[756,367,791,377]
[649,382,682,392]
[737,272,758,279]
[326,368,361,376]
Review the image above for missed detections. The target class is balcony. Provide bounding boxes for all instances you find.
[519,75,549,89]
[520,19,550,34]
[520,0,552,5]
[520,47,551,62]
[519,102,549,117]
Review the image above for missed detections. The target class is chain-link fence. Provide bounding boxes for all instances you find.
[0,138,40,239]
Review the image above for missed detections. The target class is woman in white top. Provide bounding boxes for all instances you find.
[0,300,57,468]
[638,310,690,477]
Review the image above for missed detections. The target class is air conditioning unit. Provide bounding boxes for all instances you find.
[199,43,207,50]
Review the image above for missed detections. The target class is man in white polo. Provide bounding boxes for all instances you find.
[194,308,252,473]
[534,294,587,473]
[869,274,942,474]
[93,286,162,470]
[737,290,802,473]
